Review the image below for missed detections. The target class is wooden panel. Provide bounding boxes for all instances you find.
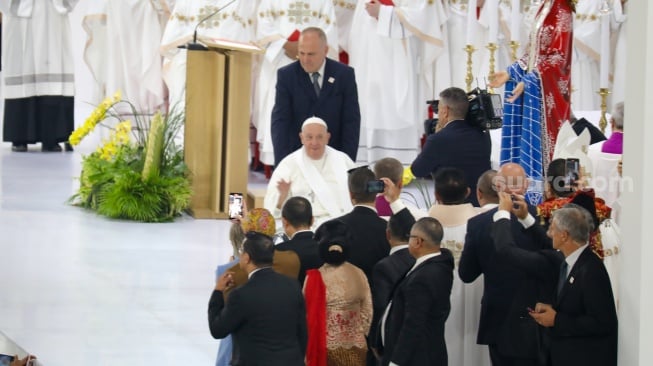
[184,50,225,219]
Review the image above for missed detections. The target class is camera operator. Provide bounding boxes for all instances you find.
[410,87,492,206]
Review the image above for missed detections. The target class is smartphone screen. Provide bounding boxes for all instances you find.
[0,354,15,366]
[565,158,580,190]
[366,180,385,194]
[228,193,243,219]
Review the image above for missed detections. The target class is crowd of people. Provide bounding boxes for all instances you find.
[209,149,621,365]
[0,1,626,365]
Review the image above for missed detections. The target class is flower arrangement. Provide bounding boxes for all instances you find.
[68,92,192,222]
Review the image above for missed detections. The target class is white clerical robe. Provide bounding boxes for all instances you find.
[253,0,338,166]
[83,0,171,114]
[264,146,355,223]
[571,0,601,110]
[428,203,491,366]
[445,0,486,90]
[160,0,257,111]
[0,0,79,99]
[349,0,447,164]
[611,0,626,104]
[334,0,358,54]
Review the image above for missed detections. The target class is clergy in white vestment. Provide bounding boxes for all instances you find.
[1,0,79,152]
[83,0,171,115]
[348,0,447,164]
[333,0,358,62]
[160,0,257,111]
[253,0,338,166]
[445,0,486,90]
[611,0,627,104]
[428,167,490,366]
[264,117,355,226]
[570,0,602,110]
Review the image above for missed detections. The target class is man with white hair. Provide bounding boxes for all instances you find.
[264,117,356,224]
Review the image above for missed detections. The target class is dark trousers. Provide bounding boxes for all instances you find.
[489,345,539,366]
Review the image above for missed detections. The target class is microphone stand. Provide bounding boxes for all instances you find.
[180,0,237,51]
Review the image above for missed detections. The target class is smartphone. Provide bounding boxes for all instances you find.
[0,354,14,366]
[228,192,243,219]
[564,158,580,190]
[366,180,385,193]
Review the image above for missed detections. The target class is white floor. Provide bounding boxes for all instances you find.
[0,146,237,365]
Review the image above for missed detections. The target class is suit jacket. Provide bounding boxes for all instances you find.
[491,219,618,366]
[458,207,552,359]
[370,247,415,345]
[333,206,391,289]
[224,250,301,299]
[276,231,323,285]
[410,120,492,206]
[381,249,454,366]
[208,268,308,366]
[271,58,361,163]
[550,247,618,366]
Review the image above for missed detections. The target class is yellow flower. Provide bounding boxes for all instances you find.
[68,92,122,146]
[402,166,416,186]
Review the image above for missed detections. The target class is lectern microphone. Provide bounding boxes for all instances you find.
[179,0,237,51]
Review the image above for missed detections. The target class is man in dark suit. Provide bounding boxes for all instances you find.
[410,86,491,206]
[271,26,361,164]
[459,163,553,365]
[369,213,416,361]
[492,193,617,366]
[208,232,307,366]
[276,196,323,285]
[381,217,454,366]
[326,166,390,288]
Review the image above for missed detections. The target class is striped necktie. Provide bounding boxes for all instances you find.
[311,72,320,97]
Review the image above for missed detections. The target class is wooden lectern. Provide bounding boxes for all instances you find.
[184,37,263,219]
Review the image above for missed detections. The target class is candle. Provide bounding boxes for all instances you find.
[510,0,520,42]
[466,0,478,45]
[599,12,610,88]
[488,0,499,43]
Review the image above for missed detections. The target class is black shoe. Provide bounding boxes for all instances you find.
[42,143,63,152]
[64,142,74,152]
[11,144,27,152]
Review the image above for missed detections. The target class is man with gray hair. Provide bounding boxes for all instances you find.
[601,101,624,154]
[264,117,356,223]
[492,193,618,366]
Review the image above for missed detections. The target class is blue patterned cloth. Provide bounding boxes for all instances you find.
[500,63,544,205]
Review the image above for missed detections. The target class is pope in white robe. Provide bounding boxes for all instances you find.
[264,117,355,225]
[253,0,338,166]
[348,0,447,164]
[160,0,257,112]
[83,0,171,114]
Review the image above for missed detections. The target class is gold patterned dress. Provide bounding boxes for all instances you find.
[305,262,372,366]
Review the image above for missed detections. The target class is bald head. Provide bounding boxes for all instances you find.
[496,163,528,195]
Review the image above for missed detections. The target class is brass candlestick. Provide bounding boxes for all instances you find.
[465,44,477,92]
[509,40,520,62]
[598,88,611,133]
[487,42,498,92]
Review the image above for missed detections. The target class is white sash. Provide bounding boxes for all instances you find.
[296,146,352,218]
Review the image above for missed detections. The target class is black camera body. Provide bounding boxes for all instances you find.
[425,88,503,135]
[465,88,504,130]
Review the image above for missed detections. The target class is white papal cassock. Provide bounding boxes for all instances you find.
[571,0,601,110]
[264,145,355,225]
